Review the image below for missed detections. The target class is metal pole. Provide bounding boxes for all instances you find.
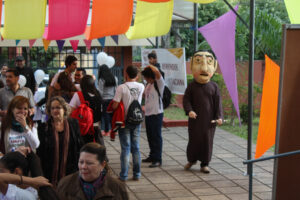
[248,0,255,199]
[244,150,300,164]
[193,3,198,52]
[156,37,159,48]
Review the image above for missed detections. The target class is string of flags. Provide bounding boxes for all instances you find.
[0,35,115,52]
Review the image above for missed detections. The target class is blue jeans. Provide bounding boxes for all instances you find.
[101,99,113,132]
[118,124,141,180]
[145,113,163,163]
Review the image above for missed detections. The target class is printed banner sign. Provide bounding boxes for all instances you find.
[142,48,187,94]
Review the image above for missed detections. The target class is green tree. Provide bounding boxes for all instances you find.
[171,0,289,61]
[236,0,289,61]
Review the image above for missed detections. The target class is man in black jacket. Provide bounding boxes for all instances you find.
[15,55,36,94]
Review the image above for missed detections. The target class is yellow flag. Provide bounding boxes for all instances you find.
[126,0,173,40]
[1,0,46,39]
[284,0,300,23]
[184,0,216,3]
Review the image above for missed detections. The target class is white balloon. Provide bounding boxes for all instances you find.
[106,56,115,68]
[18,75,27,88]
[97,52,108,66]
[34,69,45,85]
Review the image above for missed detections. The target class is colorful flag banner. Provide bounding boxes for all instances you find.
[44,0,89,40]
[84,39,92,51]
[1,0,46,39]
[184,0,216,3]
[111,35,119,45]
[70,40,79,52]
[16,40,21,46]
[42,39,51,52]
[125,0,173,40]
[284,0,300,24]
[255,55,280,159]
[85,0,133,40]
[56,40,65,53]
[29,39,36,48]
[198,5,241,123]
[97,37,106,48]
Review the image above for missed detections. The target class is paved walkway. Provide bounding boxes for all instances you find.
[104,127,274,200]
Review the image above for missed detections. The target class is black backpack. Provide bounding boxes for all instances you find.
[125,84,144,125]
[154,81,172,109]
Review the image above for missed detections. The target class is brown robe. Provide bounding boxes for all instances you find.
[183,80,223,164]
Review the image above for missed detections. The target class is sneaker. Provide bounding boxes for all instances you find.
[104,131,110,137]
[149,161,162,168]
[200,166,210,174]
[132,176,139,181]
[142,157,153,163]
[184,162,197,170]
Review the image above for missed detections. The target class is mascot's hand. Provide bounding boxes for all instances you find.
[216,118,223,125]
[211,119,223,125]
[189,111,197,119]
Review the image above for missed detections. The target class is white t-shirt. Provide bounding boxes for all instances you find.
[0,184,38,200]
[3,127,40,153]
[113,82,144,117]
[144,76,165,116]
[69,92,95,108]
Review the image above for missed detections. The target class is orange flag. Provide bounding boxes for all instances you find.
[42,39,51,52]
[85,0,133,40]
[255,55,280,159]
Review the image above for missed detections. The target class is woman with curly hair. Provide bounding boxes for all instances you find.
[37,96,84,186]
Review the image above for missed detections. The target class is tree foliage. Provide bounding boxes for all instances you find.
[173,0,289,61]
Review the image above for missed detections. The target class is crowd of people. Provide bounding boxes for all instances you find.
[0,51,170,200]
[0,49,224,199]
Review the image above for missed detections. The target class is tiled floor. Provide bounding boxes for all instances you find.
[104,127,273,200]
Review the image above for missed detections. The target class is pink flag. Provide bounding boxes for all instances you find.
[198,5,240,122]
[84,39,92,51]
[44,0,89,40]
[70,40,79,52]
[29,39,36,48]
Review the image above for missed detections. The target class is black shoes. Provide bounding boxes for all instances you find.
[142,157,153,163]
[143,157,162,167]
[149,161,162,168]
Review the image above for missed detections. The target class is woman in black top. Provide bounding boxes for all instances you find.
[37,96,84,186]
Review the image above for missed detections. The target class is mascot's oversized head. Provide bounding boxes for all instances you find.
[191,50,218,84]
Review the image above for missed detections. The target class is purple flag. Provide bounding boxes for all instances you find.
[198,5,240,122]
[111,35,118,45]
[56,40,65,53]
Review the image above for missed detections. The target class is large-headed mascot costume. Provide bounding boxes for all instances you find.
[183,50,223,173]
